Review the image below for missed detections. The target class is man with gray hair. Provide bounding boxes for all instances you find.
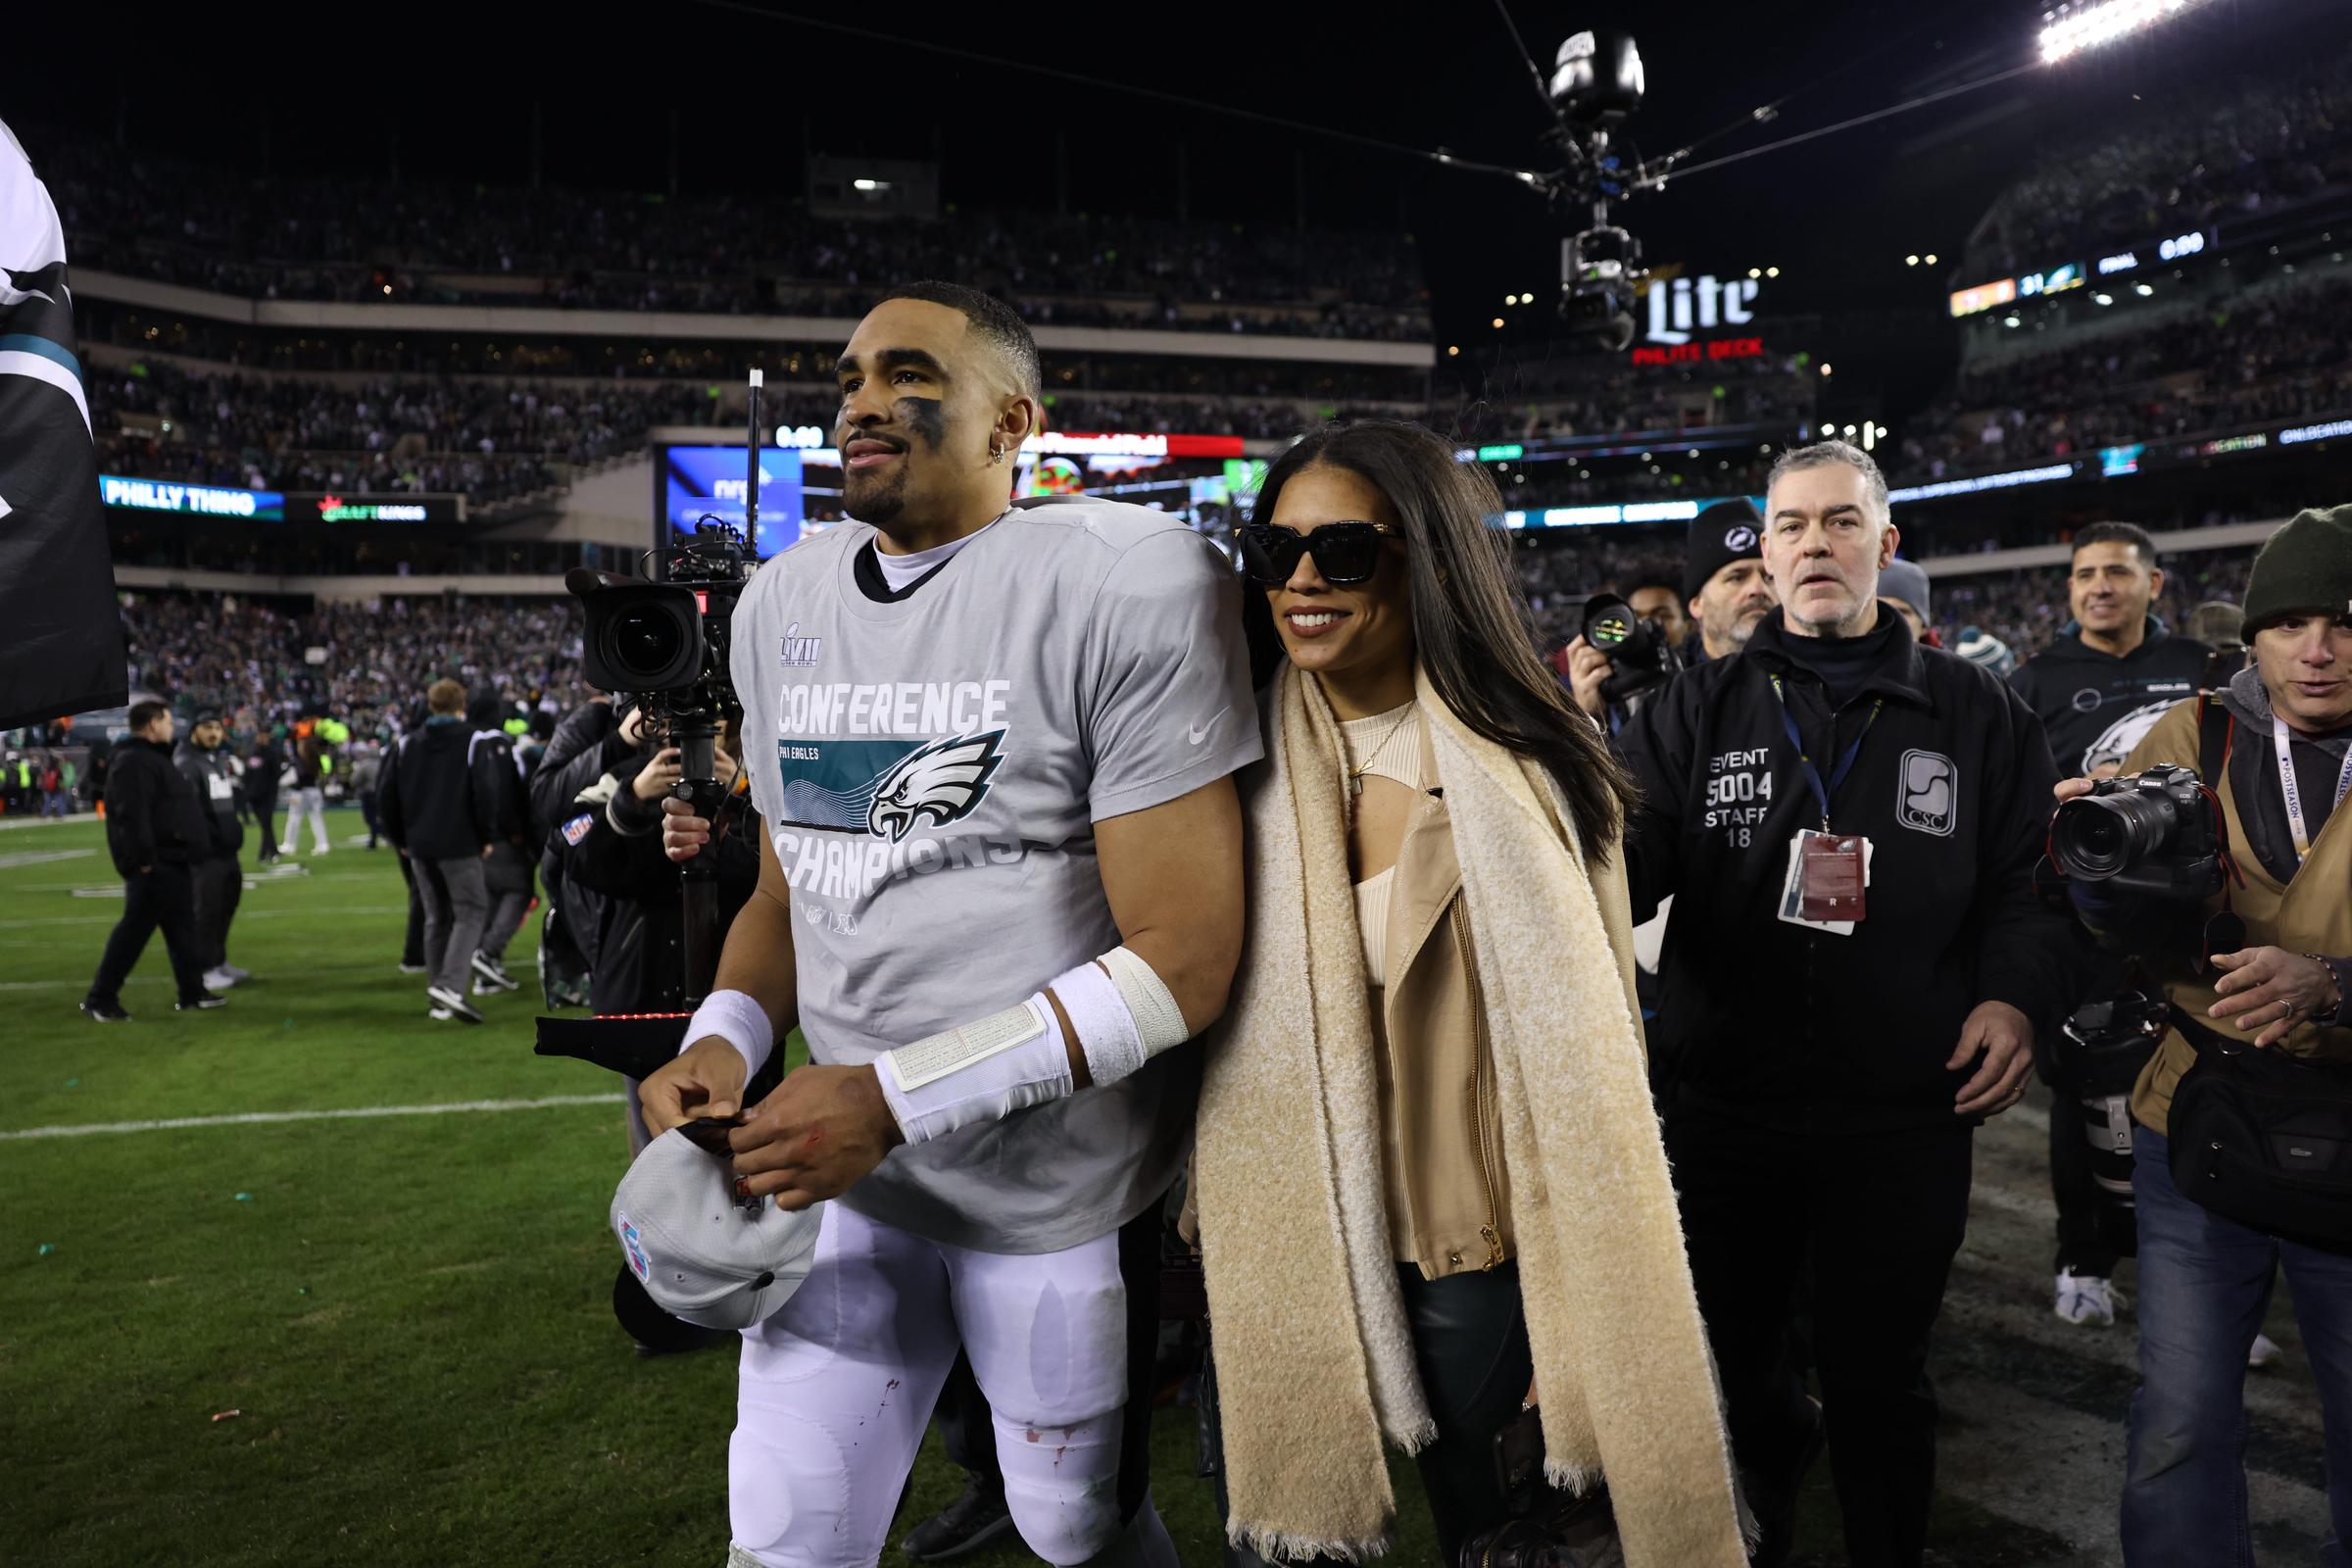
[1611,439,2077,1566]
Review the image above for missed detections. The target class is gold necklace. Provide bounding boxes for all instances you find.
[1345,706,1417,798]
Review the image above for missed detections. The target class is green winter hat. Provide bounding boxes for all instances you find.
[2243,504,2352,633]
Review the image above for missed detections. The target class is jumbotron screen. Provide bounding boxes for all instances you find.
[659,431,1254,559]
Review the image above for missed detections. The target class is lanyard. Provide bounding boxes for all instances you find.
[2274,714,2352,865]
[1770,675,1883,830]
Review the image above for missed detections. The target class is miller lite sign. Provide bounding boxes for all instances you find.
[1644,273,1759,346]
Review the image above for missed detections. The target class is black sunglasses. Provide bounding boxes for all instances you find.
[1237,520,1404,587]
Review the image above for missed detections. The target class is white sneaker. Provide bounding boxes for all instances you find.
[277,843,298,857]
[221,964,251,983]
[203,966,240,992]
[2055,1269,2122,1326]
[427,1004,453,1020]
[2249,1332,2283,1369]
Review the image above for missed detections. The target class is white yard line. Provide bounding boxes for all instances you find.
[0,1094,624,1142]
[0,848,96,870]
[0,906,405,929]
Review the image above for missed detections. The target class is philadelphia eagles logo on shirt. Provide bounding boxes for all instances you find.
[867,731,1006,842]
[775,728,1006,840]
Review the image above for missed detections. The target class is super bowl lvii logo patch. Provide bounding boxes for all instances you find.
[617,1215,651,1282]
[1896,750,1957,837]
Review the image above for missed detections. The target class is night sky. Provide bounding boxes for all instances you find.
[8,0,2342,420]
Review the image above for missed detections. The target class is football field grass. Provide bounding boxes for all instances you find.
[0,812,1319,1567]
[1,811,2105,1567]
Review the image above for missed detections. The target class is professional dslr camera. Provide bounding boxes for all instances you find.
[1578,591,1683,703]
[2056,982,2171,1260]
[567,517,756,726]
[2049,761,2223,900]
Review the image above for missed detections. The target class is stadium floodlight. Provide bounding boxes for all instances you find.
[2039,0,2211,64]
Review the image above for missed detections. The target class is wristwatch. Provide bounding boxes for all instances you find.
[2304,953,2352,1028]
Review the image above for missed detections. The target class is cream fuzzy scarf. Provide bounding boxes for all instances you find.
[1195,664,1748,1566]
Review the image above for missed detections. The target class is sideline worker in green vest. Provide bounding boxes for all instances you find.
[2056,503,2352,1566]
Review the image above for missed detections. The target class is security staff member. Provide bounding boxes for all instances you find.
[2008,520,2212,1330]
[82,702,222,1020]
[1614,440,2074,1568]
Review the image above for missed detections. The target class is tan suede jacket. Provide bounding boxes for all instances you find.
[1372,725,1517,1280]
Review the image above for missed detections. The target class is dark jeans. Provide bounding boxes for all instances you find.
[1664,1096,1974,1568]
[2051,1079,2123,1277]
[417,854,490,996]
[2123,1126,2352,1566]
[251,794,278,860]
[359,788,382,847]
[397,852,426,966]
[1216,1262,1534,1565]
[86,863,210,1006]
[191,856,241,971]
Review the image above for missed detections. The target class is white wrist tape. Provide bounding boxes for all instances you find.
[683,989,775,1081]
[1102,946,1191,1055]
[1047,947,1192,1088]
[877,995,1074,1145]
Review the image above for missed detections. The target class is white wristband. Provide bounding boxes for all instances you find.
[876,995,1074,1144]
[683,989,775,1081]
[1051,959,1147,1086]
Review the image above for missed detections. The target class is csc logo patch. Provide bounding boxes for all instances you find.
[1896,750,1957,837]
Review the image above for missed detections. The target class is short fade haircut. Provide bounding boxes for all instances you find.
[127,699,170,733]
[1767,439,1889,527]
[874,280,1043,404]
[426,678,466,715]
[2072,519,2158,567]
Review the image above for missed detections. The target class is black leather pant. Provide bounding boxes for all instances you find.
[1214,1262,1534,1564]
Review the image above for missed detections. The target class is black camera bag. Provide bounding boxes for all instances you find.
[2164,697,2352,1254]
[2167,1013,2352,1254]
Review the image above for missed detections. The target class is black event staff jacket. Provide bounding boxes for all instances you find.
[172,739,244,858]
[556,755,760,1013]
[2010,616,2210,778]
[104,736,209,877]
[1615,609,2078,1132]
[376,717,498,861]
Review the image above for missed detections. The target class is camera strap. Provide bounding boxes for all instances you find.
[2274,712,2352,866]
[1769,674,1881,830]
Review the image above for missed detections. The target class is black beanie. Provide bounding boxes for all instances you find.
[2242,504,2352,633]
[1683,500,1766,604]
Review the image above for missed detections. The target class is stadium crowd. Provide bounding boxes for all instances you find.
[1963,35,2352,277]
[39,137,1428,339]
[1894,274,2352,481]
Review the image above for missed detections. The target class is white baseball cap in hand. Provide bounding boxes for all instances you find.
[611,1127,822,1330]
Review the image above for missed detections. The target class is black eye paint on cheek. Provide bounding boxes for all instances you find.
[894,396,948,451]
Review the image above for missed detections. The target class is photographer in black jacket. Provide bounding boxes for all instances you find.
[2008,520,2212,1330]
[1615,440,2075,1568]
[82,701,222,1021]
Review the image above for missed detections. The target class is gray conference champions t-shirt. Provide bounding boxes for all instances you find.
[730,495,1261,1253]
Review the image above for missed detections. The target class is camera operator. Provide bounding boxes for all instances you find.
[1682,499,1778,664]
[2009,521,2213,1329]
[1612,440,2074,1568]
[526,697,625,1009]
[2053,505,2352,1566]
[1626,569,1690,654]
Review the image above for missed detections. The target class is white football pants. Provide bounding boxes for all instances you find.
[726,1201,1173,1568]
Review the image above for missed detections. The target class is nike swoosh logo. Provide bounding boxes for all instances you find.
[1188,708,1230,745]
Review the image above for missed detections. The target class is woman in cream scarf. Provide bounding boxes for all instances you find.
[1196,420,1747,1566]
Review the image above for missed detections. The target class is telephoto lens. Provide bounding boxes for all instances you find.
[2048,761,2223,899]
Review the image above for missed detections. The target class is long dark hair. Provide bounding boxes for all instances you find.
[1241,419,1637,859]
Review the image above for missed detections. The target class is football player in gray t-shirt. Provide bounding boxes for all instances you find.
[642,283,1257,1568]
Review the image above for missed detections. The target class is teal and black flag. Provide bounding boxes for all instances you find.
[0,119,125,729]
